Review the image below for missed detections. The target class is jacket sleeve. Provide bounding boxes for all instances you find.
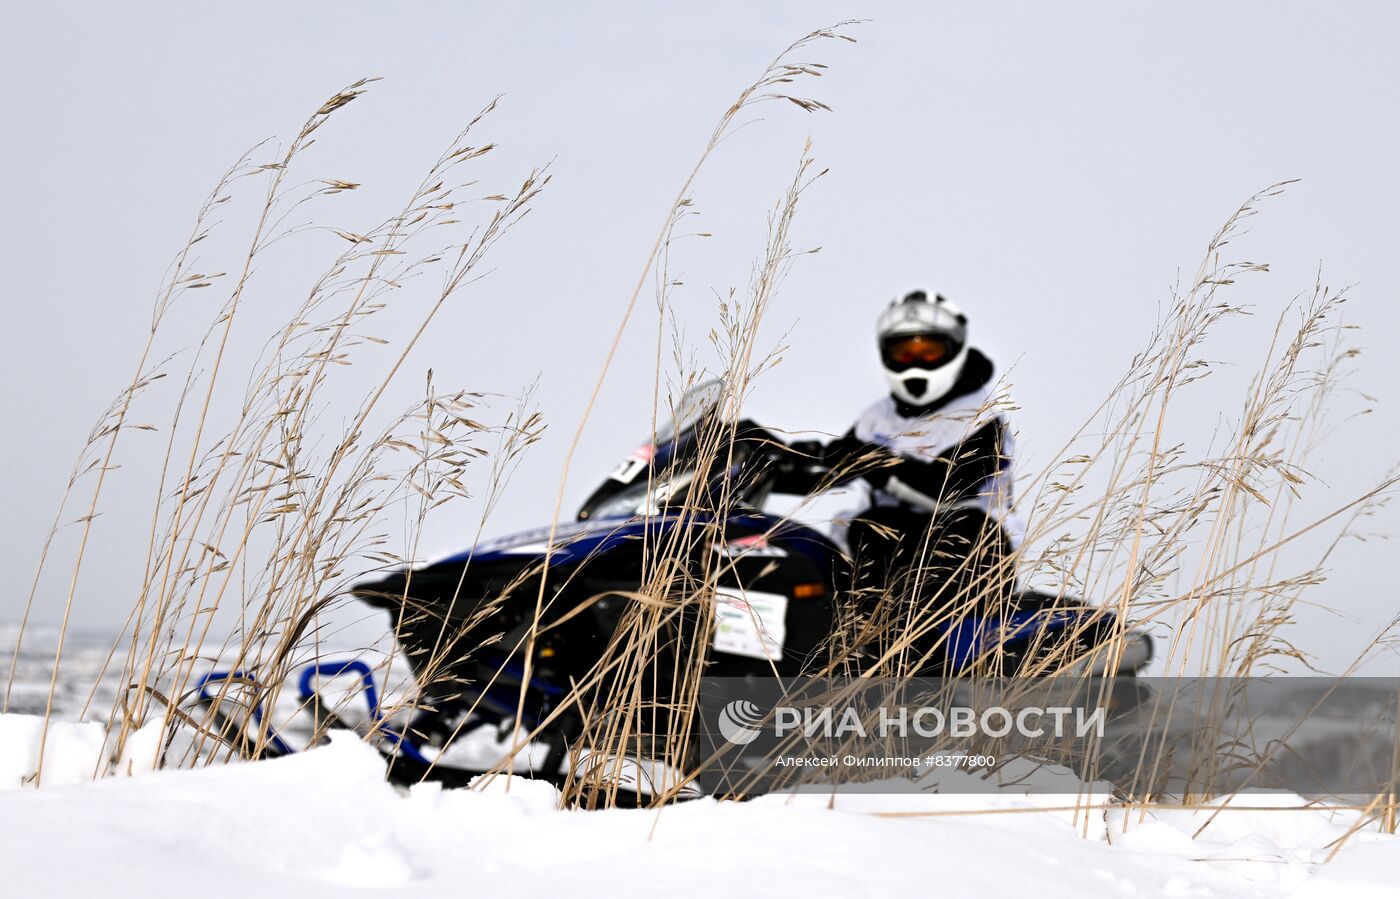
[884,418,1007,505]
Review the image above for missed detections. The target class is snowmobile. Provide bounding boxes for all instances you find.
[196,378,1152,792]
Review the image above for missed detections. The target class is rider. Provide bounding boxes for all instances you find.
[768,290,1021,607]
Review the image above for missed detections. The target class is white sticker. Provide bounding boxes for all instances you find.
[609,457,647,484]
[711,534,787,558]
[609,444,655,484]
[712,588,788,661]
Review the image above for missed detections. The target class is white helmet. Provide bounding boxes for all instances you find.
[876,291,968,408]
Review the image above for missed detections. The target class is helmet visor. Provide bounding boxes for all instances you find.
[881,333,959,372]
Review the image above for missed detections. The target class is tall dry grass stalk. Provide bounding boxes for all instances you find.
[505,22,856,780]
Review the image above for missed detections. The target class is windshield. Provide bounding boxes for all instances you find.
[576,378,728,521]
[653,378,724,446]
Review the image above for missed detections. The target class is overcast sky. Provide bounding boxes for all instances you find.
[3,2,1397,672]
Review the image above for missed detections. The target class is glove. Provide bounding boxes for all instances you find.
[784,438,827,460]
[732,418,780,449]
[819,432,899,489]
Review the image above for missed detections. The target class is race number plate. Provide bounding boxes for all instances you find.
[712,588,788,661]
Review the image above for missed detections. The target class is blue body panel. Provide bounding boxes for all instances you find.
[937,609,1077,668]
[436,510,841,571]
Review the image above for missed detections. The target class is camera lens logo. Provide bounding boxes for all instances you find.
[717,699,765,745]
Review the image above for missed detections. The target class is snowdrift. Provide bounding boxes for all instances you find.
[1,713,1397,897]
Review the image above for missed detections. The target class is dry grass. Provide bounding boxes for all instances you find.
[4,19,1397,860]
[3,78,549,779]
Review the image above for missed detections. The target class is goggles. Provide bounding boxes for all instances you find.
[881,333,959,371]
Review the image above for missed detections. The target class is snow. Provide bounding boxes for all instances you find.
[2,714,1398,897]
[0,713,107,788]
